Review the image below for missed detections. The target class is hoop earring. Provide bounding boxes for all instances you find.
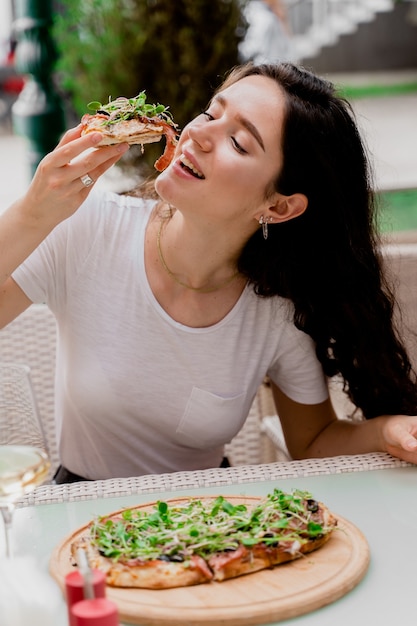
[259,216,268,240]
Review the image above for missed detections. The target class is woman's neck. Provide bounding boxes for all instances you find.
[156,215,241,292]
[145,208,248,327]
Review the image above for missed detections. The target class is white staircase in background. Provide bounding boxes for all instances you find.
[287,0,395,61]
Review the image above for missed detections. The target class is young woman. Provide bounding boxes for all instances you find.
[1,62,417,482]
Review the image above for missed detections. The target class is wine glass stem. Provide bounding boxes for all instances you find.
[1,505,14,558]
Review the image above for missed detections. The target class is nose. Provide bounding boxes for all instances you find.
[187,123,213,152]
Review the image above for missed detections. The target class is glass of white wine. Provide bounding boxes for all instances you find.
[0,363,50,558]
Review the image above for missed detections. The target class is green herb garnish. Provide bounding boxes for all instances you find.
[86,91,174,126]
[90,489,332,564]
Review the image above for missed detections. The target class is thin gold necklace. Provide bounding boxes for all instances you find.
[156,220,239,293]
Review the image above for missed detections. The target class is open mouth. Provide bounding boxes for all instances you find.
[179,154,204,179]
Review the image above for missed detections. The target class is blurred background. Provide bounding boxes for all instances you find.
[1,0,416,238]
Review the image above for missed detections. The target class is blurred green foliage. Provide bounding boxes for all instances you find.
[378,189,417,234]
[53,0,247,173]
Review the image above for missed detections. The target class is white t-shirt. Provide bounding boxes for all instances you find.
[12,189,328,479]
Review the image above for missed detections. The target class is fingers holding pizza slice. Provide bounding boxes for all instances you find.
[80,91,179,171]
[71,489,338,590]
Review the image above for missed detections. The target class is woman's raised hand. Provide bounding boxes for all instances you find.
[23,125,129,226]
[0,127,129,295]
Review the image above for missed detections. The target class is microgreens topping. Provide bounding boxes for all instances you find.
[86,91,175,126]
[90,489,331,563]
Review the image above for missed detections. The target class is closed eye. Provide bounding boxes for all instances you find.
[231,137,247,154]
[202,110,214,121]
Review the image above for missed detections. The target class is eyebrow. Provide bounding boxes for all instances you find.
[214,94,265,152]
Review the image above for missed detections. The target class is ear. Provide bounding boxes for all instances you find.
[267,193,308,224]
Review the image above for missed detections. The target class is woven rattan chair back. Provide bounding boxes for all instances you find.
[0,304,58,478]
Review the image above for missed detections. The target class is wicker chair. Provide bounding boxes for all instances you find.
[0,305,58,479]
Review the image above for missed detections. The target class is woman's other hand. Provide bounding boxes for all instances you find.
[380,414,417,462]
[272,383,417,464]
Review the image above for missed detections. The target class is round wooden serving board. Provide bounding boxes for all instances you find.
[50,495,370,626]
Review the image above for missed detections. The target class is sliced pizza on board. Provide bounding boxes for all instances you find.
[71,489,338,590]
[50,492,370,626]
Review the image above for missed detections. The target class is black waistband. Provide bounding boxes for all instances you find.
[53,465,91,484]
[53,457,231,484]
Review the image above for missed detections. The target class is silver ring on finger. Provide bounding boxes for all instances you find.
[80,174,94,187]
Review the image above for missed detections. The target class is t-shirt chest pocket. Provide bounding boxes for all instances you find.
[175,386,247,448]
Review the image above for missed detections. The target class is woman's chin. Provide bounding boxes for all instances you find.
[154,171,179,206]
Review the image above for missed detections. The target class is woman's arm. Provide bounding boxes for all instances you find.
[272,382,417,463]
[0,126,129,327]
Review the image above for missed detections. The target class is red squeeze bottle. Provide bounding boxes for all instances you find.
[71,598,120,626]
[65,570,106,626]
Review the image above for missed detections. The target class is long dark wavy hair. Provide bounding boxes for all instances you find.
[218,62,417,419]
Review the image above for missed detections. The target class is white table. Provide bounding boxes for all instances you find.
[7,453,417,625]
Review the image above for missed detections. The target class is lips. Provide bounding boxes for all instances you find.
[179,153,204,179]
